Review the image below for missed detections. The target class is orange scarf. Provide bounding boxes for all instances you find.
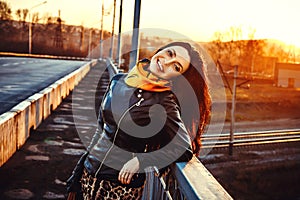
[125,60,171,92]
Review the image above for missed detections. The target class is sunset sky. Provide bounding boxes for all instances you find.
[6,0,300,46]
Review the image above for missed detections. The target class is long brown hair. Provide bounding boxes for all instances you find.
[154,42,211,156]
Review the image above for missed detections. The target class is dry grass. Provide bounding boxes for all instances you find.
[225,82,300,122]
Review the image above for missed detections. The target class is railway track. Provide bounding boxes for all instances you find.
[201,128,300,148]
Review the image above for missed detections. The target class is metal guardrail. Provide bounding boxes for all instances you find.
[105,58,233,200]
[105,58,120,80]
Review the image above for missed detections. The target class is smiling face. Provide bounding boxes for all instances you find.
[149,46,191,80]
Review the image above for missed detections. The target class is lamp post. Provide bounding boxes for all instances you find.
[28,1,47,54]
[99,0,111,59]
[108,0,116,59]
[99,0,104,59]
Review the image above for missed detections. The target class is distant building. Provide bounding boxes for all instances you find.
[275,63,300,88]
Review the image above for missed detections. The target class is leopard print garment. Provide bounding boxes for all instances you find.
[81,168,144,200]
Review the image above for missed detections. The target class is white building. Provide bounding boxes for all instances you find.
[275,63,300,88]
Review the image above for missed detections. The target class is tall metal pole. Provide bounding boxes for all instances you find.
[99,0,104,59]
[116,0,123,67]
[129,0,141,69]
[109,0,117,59]
[229,65,238,155]
[88,29,92,59]
[29,13,32,54]
[28,1,47,54]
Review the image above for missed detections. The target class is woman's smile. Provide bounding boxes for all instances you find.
[157,59,164,72]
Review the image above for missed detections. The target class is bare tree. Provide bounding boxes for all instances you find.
[267,42,290,63]
[246,28,265,74]
[22,9,29,22]
[286,44,297,63]
[40,13,49,24]
[32,12,40,23]
[208,31,225,63]
[207,26,268,76]
[16,9,21,21]
[0,1,12,20]
[225,26,243,66]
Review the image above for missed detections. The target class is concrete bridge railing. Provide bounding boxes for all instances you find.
[106,58,233,200]
[0,59,98,167]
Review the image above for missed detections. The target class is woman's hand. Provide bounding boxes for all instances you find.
[118,157,140,184]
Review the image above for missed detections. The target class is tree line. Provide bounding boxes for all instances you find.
[206,26,299,78]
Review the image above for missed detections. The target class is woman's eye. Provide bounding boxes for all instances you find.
[167,50,173,57]
[174,64,181,72]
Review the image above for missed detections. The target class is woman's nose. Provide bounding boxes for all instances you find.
[164,58,176,66]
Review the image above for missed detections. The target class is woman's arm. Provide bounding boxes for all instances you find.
[86,73,120,152]
[86,111,103,152]
[136,92,193,171]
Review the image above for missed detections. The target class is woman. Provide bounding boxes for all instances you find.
[67,41,211,199]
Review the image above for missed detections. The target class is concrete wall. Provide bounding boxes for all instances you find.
[0,59,97,167]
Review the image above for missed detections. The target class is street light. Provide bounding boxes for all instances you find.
[99,0,111,59]
[28,1,47,54]
[108,0,116,59]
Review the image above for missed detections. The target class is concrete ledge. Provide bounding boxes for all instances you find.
[10,101,31,150]
[27,93,44,129]
[0,59,98,167]
[173,156,233,200]
[0,112,17,167]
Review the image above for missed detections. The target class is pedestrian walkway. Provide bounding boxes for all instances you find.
[0,61,109,199]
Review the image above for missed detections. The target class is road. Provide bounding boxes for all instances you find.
[0,57,88,114]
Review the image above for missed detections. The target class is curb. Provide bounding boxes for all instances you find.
[0,59,98,167]
[0,52,89,61]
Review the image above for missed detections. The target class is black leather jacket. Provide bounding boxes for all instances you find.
[84,73,193,187]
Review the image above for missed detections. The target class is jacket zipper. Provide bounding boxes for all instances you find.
[95,97,145,177]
